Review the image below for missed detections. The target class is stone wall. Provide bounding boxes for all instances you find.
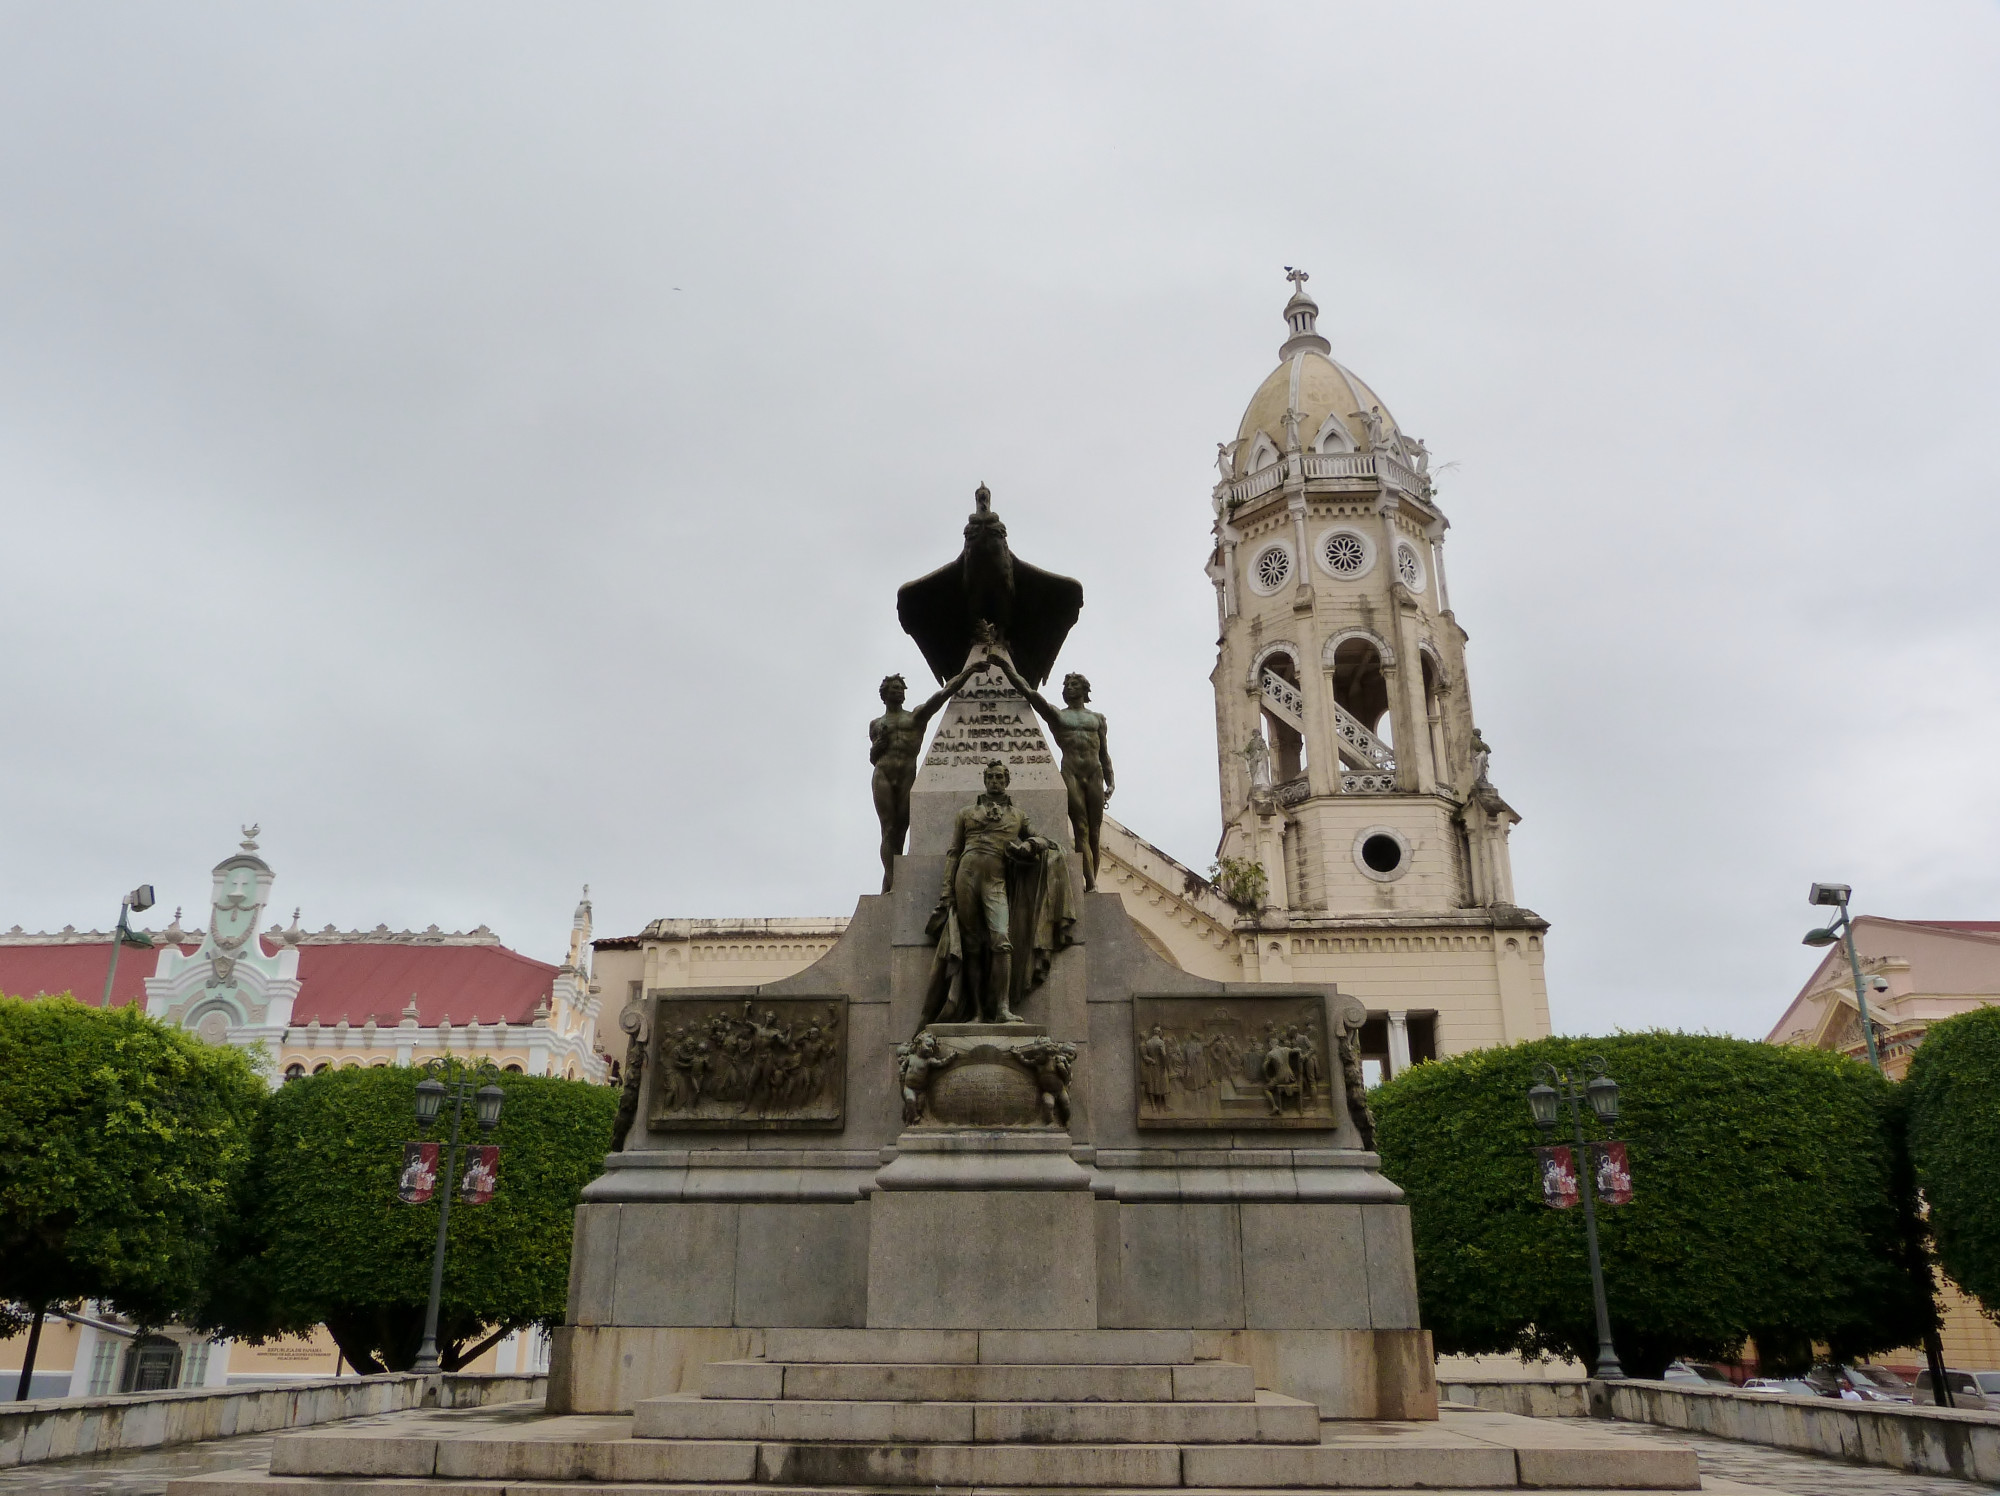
[1602,1378,2000,1483]
[0,1372,545,1469]
[1446,1376,2000,1483]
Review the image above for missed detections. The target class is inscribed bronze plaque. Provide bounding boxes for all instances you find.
[648,996,846,1131]
[1132,995,1337,1129]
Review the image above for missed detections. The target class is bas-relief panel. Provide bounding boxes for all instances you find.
[648,996,847,1132]
[1132,995,1336,1130]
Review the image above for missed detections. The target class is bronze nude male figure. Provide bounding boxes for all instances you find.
[870,663,978,892]
[995,656,1113,891]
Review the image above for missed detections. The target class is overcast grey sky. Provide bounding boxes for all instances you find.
[4,3,1996,1039]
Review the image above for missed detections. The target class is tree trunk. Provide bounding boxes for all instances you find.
[13,1306,45,1401]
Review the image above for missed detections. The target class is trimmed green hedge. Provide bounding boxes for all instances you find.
[1373,1032,1932,1377]
[209,1064,615,1372]
[1905,1005,2000,1323]
[0,995,264,1326]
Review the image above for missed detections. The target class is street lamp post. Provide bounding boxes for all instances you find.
[1802,882,1956,1410]
[1801,883,1882,1072]
[409,1057,504,1375]
[1528,1058,1626,1380]
[99,884,156,1008]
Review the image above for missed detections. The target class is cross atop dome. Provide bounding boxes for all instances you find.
[1278,266,1330,358]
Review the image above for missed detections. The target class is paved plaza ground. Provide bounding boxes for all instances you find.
[1,1410,1992,1496]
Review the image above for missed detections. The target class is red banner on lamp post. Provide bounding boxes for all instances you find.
[398,1142,439,1204]
[1594,1141,1633,1205]
[459,1145,500,1206]
[1535,1145,1579,1209]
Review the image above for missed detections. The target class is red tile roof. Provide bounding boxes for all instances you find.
[0,939,559,1027]
[288,943,559,1027]
[0,940,187,1009]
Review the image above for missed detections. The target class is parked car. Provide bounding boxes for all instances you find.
[1741,1378,1818,1397]
[1662,1361,1734,1386]
[1841,1366,1913,1404]
[1912,1369,1998,1411]
[1802,1363,1911,1402]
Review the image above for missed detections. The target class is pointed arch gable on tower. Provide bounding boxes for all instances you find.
[1312,413,1356,453]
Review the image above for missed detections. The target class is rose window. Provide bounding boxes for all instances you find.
[1253,545,1292,592]
[1322,532,1368,576]
[1395,543,1424,590]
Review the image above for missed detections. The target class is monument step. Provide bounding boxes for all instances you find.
[245,1431,1699,1491]
[634,1392,1319,1444]
[760,1328,1200,1365]
[698,1359,1256,1403]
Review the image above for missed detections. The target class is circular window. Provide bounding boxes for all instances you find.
[1394,542,1426,592]
[1361,835,1402,873]
[1352,825,1413,883]
[1248,541,1294,595]
[1315,527,1374,579]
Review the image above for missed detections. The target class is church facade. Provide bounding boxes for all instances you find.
[596,276,1551,1081]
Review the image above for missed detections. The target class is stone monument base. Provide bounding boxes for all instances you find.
[222,1329,1703,1495]
[868,1130,1095,1330]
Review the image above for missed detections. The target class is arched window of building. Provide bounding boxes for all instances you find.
[283,1063,306,1082]
[311,1062,331,1075]
[504,1063,524,1074]
[1326,635,1397,775]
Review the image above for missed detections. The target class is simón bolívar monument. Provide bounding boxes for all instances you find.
[188,275,1697,1496]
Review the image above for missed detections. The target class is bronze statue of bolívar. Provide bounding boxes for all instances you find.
[918,759,1076,1029]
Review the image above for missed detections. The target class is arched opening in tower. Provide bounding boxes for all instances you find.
[1420,651,1449,781]
[1258,652,1307,782]
[1329,638,1393,765]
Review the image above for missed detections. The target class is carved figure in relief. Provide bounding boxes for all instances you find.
[1262,1035,1302,1116]
[1337,1016,1377,1149]
[918,760,1077,1029]
[1139,1024,1172,1110]
[871,663,981,892]
[993,655,1114,891]
[655,1001,841,1119]
[1017,1037,1077,1127]
[896,1031,956,1124]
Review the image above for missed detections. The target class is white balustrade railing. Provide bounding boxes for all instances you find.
[1276,775,1311,807]
[1260,670,1307,732]
[1332,702,1394,770]
[1341,770,1397,794]
[1228,448,1430,507]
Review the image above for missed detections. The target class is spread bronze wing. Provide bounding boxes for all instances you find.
[896,556,973,684]
[1004,557,1084,688]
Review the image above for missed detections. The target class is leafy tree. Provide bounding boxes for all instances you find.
[1904,1005,2000,1322]
[1373,1032,1933,1378]
[208,1065,615,1373]
[0,995,264,1394]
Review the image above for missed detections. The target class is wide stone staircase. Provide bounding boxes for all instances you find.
[170,1330,1699,1493]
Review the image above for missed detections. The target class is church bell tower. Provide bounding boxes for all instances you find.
[1206,272,1550,1058]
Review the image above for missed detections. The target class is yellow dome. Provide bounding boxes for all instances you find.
[1235,350,1403,463]
[1231,274,1406,471]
